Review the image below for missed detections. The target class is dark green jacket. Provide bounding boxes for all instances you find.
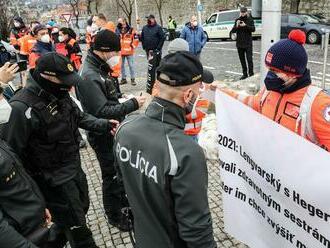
[114,97,216,248]
[77,50,138,153]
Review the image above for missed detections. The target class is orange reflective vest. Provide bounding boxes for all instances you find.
[55,39,82,70]
[10,28,28,48]
[86,31,92,49]
[184,99,210,136]
[223,85,330,151]
[28,51,40,69]
[120,28,139,56]
[19,34,37,56]
[111,57,122,78]
[105,22,116,33]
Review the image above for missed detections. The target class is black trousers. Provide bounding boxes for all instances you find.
[168,29,176,41]
[237,46,254,76]
[93,148,126,221]
[35,169,98,248]
[146,50,162,94]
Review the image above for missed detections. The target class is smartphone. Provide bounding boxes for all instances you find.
[11,60,27,73]
[240,21,244,24]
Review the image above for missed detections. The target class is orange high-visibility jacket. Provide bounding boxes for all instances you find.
[55,39,82,70]
[105,22,116,32]
[28,51,40,69]
[120,28,139,56]
[184,99,210,136]
[19,33,37,56]
[10,28,28,48]
[223,85,330,151]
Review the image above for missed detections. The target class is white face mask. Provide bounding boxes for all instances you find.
[192,21,198,27]
[58,35,65,42]
[14,21,20,28]
[106,55,120,68]
[0,97,12,124]
[40,34,50,43]
[91,23,99,32]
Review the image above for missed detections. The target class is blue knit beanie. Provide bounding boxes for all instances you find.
[265,30,307,76]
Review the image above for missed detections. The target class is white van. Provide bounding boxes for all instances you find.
[203,9,262,40]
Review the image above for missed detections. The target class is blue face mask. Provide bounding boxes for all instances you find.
[264,71,286,92]
[264,69,311,94]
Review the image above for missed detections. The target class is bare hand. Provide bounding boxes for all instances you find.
[236,20,241,26]
[0,63,18,84]
[135,96,147,108]
[240,21,246,27]
[45,209,52,225]
[109,119,120,136]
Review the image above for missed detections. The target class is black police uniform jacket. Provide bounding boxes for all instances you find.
[114,97,216,248]
[77,50,139,154]
[0,139,44,248]
[0,76,111,187]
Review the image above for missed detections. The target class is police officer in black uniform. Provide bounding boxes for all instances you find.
[114,52,217,247]
[0,87,65,248]
[77,30,145,231]
[0,52,116,247]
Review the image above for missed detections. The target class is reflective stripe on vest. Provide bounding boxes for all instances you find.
[184,120,203,131]
[295,85,322,145]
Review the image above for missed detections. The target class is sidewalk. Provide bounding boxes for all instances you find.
[80,146,249,248]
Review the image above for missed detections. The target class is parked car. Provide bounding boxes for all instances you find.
[202,8,262,41]
[162,27,181,41]
[281,13,330,44]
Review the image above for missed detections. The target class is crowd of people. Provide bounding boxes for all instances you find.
[0,7,329,248]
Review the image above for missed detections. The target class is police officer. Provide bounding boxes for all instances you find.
[77,29,146,231]
[114,51,217,247]
[0,52,116,247]
[0,79,65,248]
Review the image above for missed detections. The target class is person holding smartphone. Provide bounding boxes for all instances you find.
[231,7,255,80]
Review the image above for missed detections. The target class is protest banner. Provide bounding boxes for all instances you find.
[216,90,330,248]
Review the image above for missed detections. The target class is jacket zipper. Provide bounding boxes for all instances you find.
[273,94,284,122]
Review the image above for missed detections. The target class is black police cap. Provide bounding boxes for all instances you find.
[36,52,82,86]
[156,51,214,86]
[93,29,121,52]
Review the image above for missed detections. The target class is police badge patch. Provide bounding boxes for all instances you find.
[324,106,330,122]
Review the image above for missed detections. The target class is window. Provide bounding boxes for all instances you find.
[207,14,217,24]
[288,15,304,24]
[281,15,288,23]
[217,11,239,23]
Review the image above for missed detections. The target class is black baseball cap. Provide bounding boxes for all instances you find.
[36,52,82,86]
[156,51,214,86]
[93,29,121,52]
[33,24,47,35]
[240,7,248,13]
[147,14,155,19]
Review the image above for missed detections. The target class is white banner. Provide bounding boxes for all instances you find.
[215,90,330,248]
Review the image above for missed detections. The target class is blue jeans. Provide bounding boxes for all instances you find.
[121,55,135,79]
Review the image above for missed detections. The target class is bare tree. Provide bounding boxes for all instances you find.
[95,0,100,13]
[87,0,93,14]
[86,0,100,14]
[290,0,301,14]
[67,0,80,28]
[153,0,166,27]
[0,0,10,40]
[115,0,134,25]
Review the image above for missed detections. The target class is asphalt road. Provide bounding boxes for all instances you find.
[92,39,330,93]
